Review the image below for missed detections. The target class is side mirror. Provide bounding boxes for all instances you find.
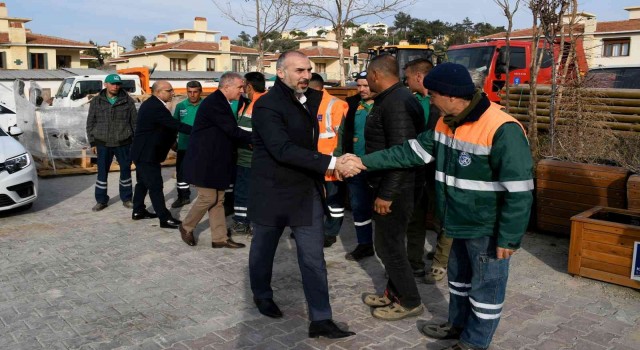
[8,126,23,137]
[495,47,508,75]
[71,86,84,100]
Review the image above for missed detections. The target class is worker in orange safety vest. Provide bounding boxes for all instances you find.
[309,73,349,248]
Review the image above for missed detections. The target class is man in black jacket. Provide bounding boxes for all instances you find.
[361,54,426,321]
[248,51,354,339]
[130,81,192,229]
[86,74,137,212]
[179,72,251,248]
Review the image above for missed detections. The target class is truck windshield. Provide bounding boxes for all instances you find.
[368,48,433,81]
[55,78,74,98]
[121,80,136,93]
[447,46,495,72]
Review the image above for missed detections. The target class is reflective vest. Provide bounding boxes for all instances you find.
[317,89,348,181]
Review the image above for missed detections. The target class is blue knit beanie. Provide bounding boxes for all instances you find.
[423,62,475,97]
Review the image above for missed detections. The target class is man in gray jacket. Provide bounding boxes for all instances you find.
[86,74,138,211]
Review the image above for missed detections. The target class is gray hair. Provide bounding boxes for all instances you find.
[219,72,244,88]
[276,51,307,70]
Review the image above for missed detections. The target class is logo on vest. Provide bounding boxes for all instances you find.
[458,152,472,167]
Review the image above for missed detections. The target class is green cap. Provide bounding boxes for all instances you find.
[105,74,122,84]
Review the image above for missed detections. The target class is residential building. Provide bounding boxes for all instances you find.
[0,2,94,70]
[263,33,363,82]
[478,6,640,69]
[111,17,259,72]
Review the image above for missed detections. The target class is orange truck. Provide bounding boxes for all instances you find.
[116,67,218,96]
[446,39,588,102]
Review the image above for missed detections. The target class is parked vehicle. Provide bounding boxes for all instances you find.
[446,39,588,102]
[0,126,38,211]
[52,74,143,107]
[359,41,438,82]
[584,65,640,89]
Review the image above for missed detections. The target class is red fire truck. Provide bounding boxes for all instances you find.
[446,39,588,102]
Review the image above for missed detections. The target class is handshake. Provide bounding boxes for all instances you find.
[333,154,367,180]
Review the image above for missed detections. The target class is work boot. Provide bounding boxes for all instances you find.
[171,197,191,208]
[92,202,108,212]
[231,221,252,235]
[323,236,337,248]
[419,322,463,340]
[345,243,374,261]
[372,302,424,321]
[424,266,447,284]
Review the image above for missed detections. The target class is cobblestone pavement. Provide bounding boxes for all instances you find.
[0,169,638,350]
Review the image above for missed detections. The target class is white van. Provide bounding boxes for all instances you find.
[52,74,143,108]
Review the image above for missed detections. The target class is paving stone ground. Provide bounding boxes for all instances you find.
[0,168,638,350]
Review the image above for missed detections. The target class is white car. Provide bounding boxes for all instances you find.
[0,126,38,211]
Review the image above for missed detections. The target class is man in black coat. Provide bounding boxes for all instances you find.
[248,51,354,339]
[130,81,192,228]
[178,72,251,248]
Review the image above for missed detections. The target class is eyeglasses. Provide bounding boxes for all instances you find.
[162,89,174,93]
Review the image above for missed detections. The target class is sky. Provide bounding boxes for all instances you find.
[8,0,640,50]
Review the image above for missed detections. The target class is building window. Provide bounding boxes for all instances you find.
[315,62,326,73]
[56,55,71,68]
[232,59,243,72]
[170,58,188,71]
[30,53,47,69]
[206,58,215,71]
[0,52,5,69]
[603,38,630,57]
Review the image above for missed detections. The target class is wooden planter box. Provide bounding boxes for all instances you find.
[537,159,630,234]
[569,206,640,289]
[627,174,640,211]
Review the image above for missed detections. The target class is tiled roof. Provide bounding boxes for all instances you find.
[298,46,350,58]
[480,19,640,40]
[596,19,640,32]
[25,32,94,48]
[122,40,259,56]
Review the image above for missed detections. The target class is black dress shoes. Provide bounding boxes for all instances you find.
[179,225,196,246]
[211,238,245,249]
[253,297,283,318]
[308,319,355,339]
[160,218,181,229]
[132,209,158,220]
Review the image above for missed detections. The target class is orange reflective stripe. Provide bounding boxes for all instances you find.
[434,103,524,147]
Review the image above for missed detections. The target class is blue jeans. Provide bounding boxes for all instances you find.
[95,144,132,204]
[232,165,251,224]
[249,191,332,321]
[346,172,373,244]
[448,236,510,349]
[324,181,345,237]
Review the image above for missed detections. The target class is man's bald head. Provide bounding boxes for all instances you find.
[368,54,399,79]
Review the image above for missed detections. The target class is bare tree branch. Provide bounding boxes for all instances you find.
[211,0,293,72]
[294,0,416,85]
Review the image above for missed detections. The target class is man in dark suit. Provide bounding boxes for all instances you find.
[179,72,251,248]
[130,81,192,228]
[248,51,355,339]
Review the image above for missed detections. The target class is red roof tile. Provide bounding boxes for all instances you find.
[122,40,259,56]
[298,46,350,58]
[0,32,9,44]
[25,32,94,48]
[480,19,640,40]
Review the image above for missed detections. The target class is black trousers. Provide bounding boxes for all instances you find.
[133,161,170,221]
[373,186,421,309]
